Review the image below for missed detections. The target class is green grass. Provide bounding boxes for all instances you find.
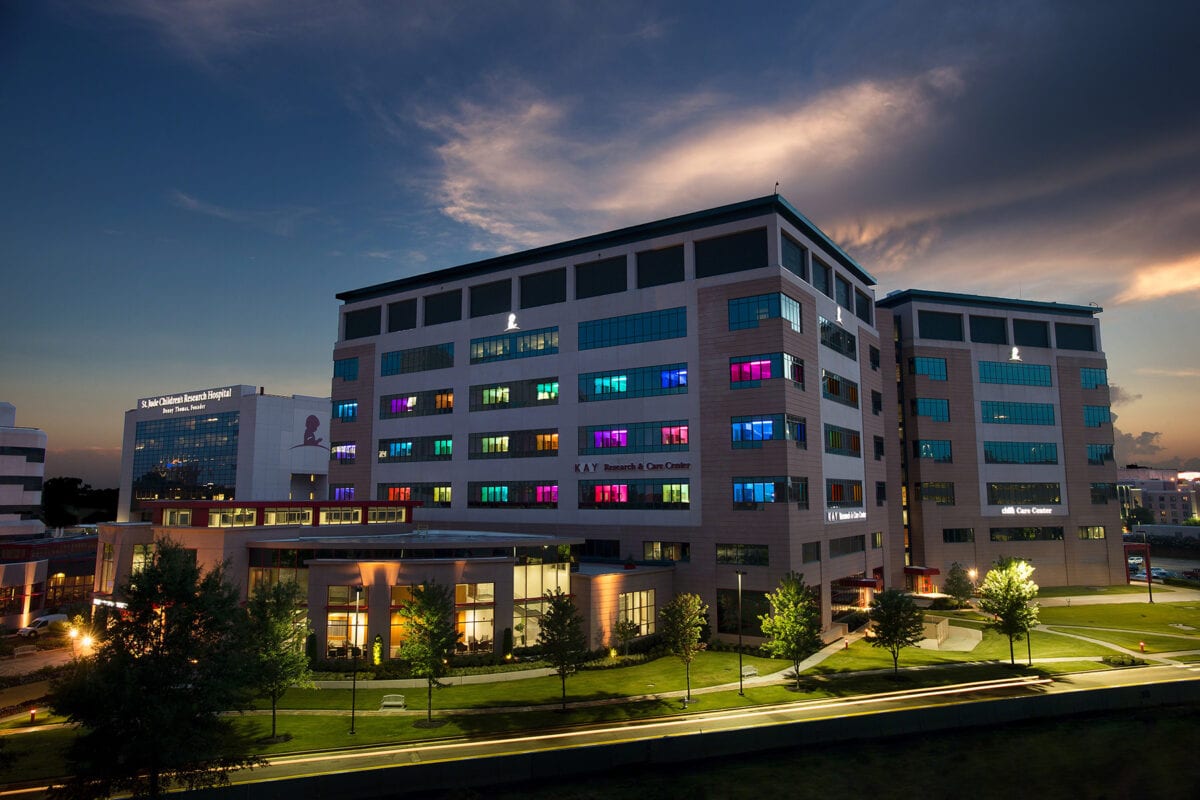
[1037,584,1165,597]
[1037,601,1200,636]
[1046,628,1198,654]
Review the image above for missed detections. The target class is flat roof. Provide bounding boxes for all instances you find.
[877,289,1100,317]
[338,195,875,303]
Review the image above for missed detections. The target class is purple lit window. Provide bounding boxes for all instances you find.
[593,429,628,448]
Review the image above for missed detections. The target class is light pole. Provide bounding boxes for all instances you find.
[736,570,746,697]
[350,584,363,735]
[1144,530,1154,604]
[69,627,79,658]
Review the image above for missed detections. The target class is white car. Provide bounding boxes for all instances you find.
[17,613,68,638]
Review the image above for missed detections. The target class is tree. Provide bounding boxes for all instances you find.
[397,580,460,723]
[1124,505,1154,528]
[868,589,925,674]
[613,617,640,656]
[49,540,261,799]
[978,558,1040,665]
[659,593,708,702]
[246,580,312,741]
[758,572,822,689]
[943,562,974,609]
[537,589,587,710]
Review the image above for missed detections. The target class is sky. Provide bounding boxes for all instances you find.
[2,0,1199,488]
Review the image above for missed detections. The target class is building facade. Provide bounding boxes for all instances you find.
[116,386,331,522]
[1,402,46,539]
[878,290,1126,587]
[329,196,890,634]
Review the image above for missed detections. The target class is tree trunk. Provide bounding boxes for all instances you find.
[685,662,691,700]
[893,651,899,674]
[271,698,278,739]
[427,678,433,722]
[561,671,567,710]
[1008,634,1015,665]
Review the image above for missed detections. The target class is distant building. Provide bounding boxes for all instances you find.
[116,386,331,522]
[1117,465,1199,525]
[877,290,1126,587]
[0,402,46,539]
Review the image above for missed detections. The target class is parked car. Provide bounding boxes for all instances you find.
[17,613,69,638]
[1127,555,1144,566]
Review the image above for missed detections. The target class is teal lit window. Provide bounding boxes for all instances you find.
[979,361,1052,386]
[1087,443,1114,465]
[910,357,947,381]
[1083,405,1111,427]
[913,440,952,462]
[1081,368,1108,389]
[579,307,686,350]
[981,401,1054,425]
[983,441,1058,464]
[467,482,557,508]
[333,400,358,423]
[912,397,949,421]
[378,436,451,462]
[728,293,802,333]
[334,357,359,382]
[579,364,688,402]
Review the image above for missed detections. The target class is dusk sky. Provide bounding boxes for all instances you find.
[2,1,1198,488]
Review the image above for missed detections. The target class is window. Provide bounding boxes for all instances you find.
[856,290,874,324]
[1083,405,1111,427]
[162,508,192,526]
[326,585,366,654]
[99,543,115,593]
[579,363,688,402]
[917,482,956,505]
[380,389,454,419]
[826,479,863,508]
[824,424,862,458]
[580,420,689,454]
[979,361,1052,386]
[331,484,355,501]
[1013,318,1050,348]
[381,343,454,375]
[579,307,686,349]
[732,477,808,508]
[643,541,690,562]
[455,583,496,653]
[636,245,685,288]
[730,414,806,449]
[131,543,156,575]
[990,527,1064,542]
[981,401,1054,425]
[802,542,820,563]
[695,228,768,279]
[869,345,880,370]
[343,306,381,340]
[470,327,558,363]
[263,507,312,525]
[835,275,852,309]
[468,482,558,508]
[813,258,832,296]
[520,267,567,309]
[821,370,859,407]
[468,429,558,459]
[1080,368,1108,389]
[871,390,883,415]
[1087,443,1115,465]
[983,441,1058,464]
[716,543,769,566]
[918,310,963,341]
[943,528,974,543]
[970,315,1008,344]
[819,316,857,359]
[331,442,356,464]
[1055,322,1096,351]
[387,299,417,332]
[578,479,691,510]
[912,397,950,421]
[728,293,802,332]
[986,482,1061,505]
[875,482,886,506]
[1078,526,1106,540]
[874,436,885,460]
[575,255,627,299]
[423,289,462,325]
[469,278,512,318]
[781,234,808,281]
[333,400,358,423]
[910,357,947,381]
[1090,482,1117,504]
[334,357,359,382]
[469,377,559,411]
[208,508,257,527]
[829,534,865,558]
[378,435,453,462]
[618,589,657,635]
[379,483,452,508]
[871,531,883,549]
[913,439,952,462]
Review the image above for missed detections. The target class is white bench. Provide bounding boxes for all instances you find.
[741,665,758,678]
[380,694,406,710]
[13,645,37,657]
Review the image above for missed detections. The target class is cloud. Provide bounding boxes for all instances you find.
[169,189,317,236]
[1108,385,1141,406]
[1114,253,1200,304]
[1113,427,1165,464]
[1134,367,1200,379]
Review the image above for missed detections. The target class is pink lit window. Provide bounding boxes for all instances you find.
[594,484,629,503]
[536,485,558,503]
[594,429,628,448]
[731,360,772,382]
[661,425,689,445]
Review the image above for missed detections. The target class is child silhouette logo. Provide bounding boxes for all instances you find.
[292,415,328,450]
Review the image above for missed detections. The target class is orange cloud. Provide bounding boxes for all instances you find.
[1114,253,1200,303]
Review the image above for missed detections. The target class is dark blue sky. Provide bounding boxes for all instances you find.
[2,0,1198,485]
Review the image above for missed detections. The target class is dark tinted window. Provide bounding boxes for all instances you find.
[694,228,768,279]
[782,234,808,281]
[918,310,964,341]
[520,268,566,309]
[1055,322,1096,351]
[835,275,852,309]
[813,258,832,296]
[1013,318,1050,347]
[970,315,1007,344]
[387,299,417,332]
[636,245,685,288]
[469,279,511,318]
[855,289,873,324]
[344,306,381,340]
[424,290,462,326]
[576,256,627,299]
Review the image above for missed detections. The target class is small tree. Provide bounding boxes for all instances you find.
[613,618,640,656]
[397,580,460,723]
[537,589,587,710]
[49,540,261,799]
[246,580,312,741]
[659,593,708,702]
[758,572,822,689]
[869,589,925,674]
[943,562,974,609]
[978,558,1040,665]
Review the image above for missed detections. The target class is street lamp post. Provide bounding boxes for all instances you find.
[1144,530,1154,604]
[736,570,746,697]
[350,585,363,735]
[69,627,78,658]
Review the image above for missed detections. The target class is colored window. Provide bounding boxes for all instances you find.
[913,440,952,462]
[821,370,859,407]
[910,357,947,381]
[578,479,691,510]
[824,424,862,458]
[728,293,802,333]
[579,363,688,402]
[983,441,1058,464]
[826,479,863,508]
[579,420,689,454]
[912,397,949,421]
[1083,405,1111,427]
[333,400,358,423]
[732,477,808,508]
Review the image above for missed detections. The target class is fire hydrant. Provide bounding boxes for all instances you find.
[29,709,36,724]
[1139,641,1146,653]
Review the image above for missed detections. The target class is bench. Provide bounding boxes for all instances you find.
[380,694,406,711]
[14,645,37,658]
[740,665,758,678]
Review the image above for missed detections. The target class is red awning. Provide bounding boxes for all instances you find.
[904,565,941,576]
[837,577,882,588]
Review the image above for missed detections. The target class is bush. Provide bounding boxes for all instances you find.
[839,611,871,631]
[927,597,960,611]
[1102,654,1146,667]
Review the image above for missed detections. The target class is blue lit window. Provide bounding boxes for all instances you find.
[661,368,688,388]
[731,414,806,448]
[333,400,358,423]
[331,485,355,501]
[579,364,688,402]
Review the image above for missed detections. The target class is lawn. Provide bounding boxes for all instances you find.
[1037,601,1200,636]
[1045,628,1198,654]
[1037,584,1164,597]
